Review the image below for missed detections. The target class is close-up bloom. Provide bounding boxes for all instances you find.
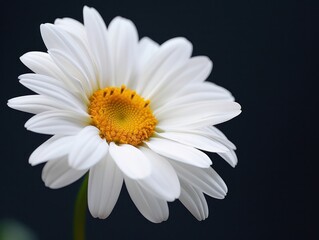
[8,6,241,223]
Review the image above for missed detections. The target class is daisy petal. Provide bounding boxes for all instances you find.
[218,150,238,167]
[19,73,86,113]
[156,101,241,130]
[155,90,234,113]
[88,153,123,219]
[8,95,68,114]
[21,52,86,99]
[138,147,180,201]
[48,49,93,97]
[40,23,97,92]
[136,37,159,75]
[125,177,169,223]
[186,56,213,83]
[179,181,208,221]
[108,16,138,87]
[28,136,59,165]
[156,132,229,153]
[201,126,237,150]
[171,162,227,199]
[54,17,86,40]
[69,126,109,170]
[25,110,89,135]
[148,56,212,107]
[51,20,91,94]
[156,82,235,112]
[163,128,238,167]
[29,135,74,166]
[83,6,112,89]
[171,127,236,150]
[130,37,159,91]
[155,100,240,119]
[145,138,211,168]
[42,157,86,189]
[20,52,66,82]
[177,81,234,99]
[109,143,151,179]
[204,126,236,149]
[138,37,192,95]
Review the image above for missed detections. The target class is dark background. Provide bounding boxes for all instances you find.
[0,0,317,239]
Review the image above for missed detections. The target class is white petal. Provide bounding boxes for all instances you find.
[25,110,89,135]
[138,147,180,201]
[19,73,86,113]
[187,56,212,83]
[34,23,89,95]
[69,126,108,170]
[28,136,59,164]
[156,132,229,153]
[163,127,238,167]
[125,177,169,223]
[135,37,159,77]
[88,154,123,219]
[171,161,227,199]
[48,49,93,97]
[207,125,227,136]
[20,52,87,99]
[155,99,239,119]
[8,95,69,114]
[29,135,74,166]
[218,150,238,167]
[108,16,138,87]
[20,52,66,82]
[145,138,211,168]
[42,157,86,189]
[137,37,192,96]
[171,127,236,150]
[148,56,212,108]
[156,101,241,130]
[40,23,97,92]
[179,181,208,221]
[128,37,159,91]
[155,90,234,113]
[83,6,112,89]
[155,82,235,112]
[200,126,237,150]
[109,143,151,179]
[173,82,235,102]
[54,17,86,41]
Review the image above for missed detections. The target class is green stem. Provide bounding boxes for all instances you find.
[73,175,88,240]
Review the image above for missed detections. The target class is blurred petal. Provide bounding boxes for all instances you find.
[109,143,151,179]
[88,154,123,219]
[171,161,227,199]
[125,177,169,223]
[29,135,74,166]
[138,147,180,201]
[179,181,209,221]
[69,126,108,170]
[42,157,86,189]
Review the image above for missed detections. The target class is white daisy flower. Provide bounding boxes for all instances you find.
[8,6,241,223]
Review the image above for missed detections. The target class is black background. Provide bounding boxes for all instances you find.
[0,0,317,239]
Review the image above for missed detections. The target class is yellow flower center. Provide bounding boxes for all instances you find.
[88,85,157,146]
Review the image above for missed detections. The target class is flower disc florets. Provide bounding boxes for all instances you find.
[89,85,157,146]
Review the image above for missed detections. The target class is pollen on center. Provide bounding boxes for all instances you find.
[88,85,157,146]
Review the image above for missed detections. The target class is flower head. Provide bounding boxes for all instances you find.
[8,6,241,222]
